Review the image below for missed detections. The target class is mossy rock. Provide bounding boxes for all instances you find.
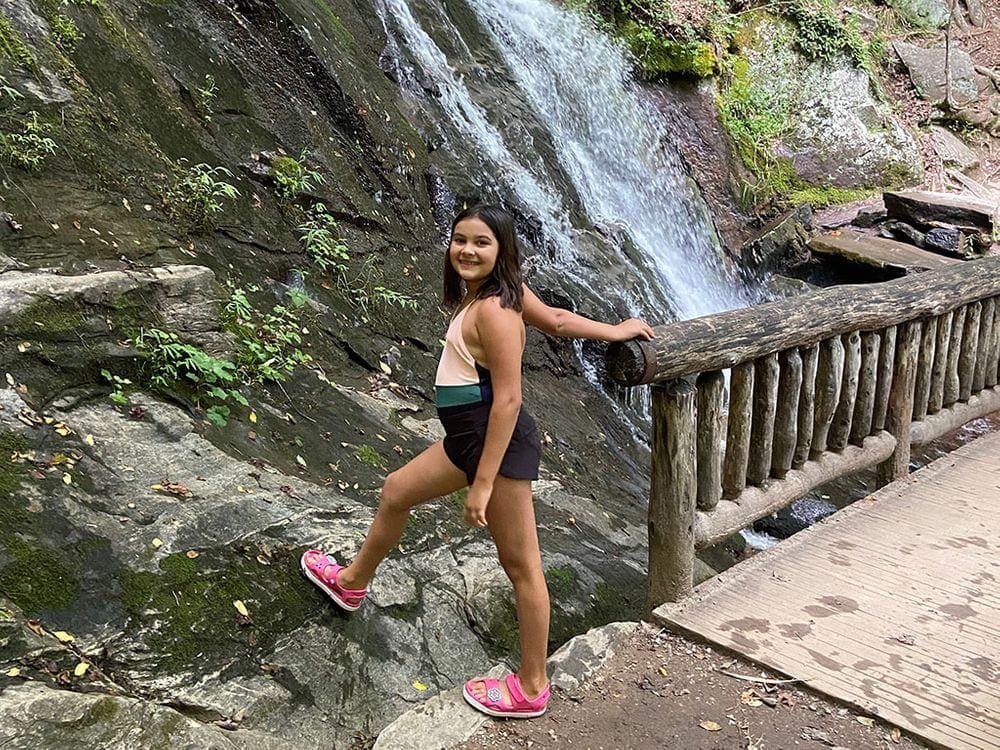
[620,21,716,78]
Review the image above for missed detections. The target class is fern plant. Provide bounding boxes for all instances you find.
[166,161,240,230]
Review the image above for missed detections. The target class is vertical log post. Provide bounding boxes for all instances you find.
[850,332,880,445]
[944,306,966,406]
[829,331,861,452]
[722,362,754,500]
[647,380,697,609]
[958,301,981,402]
[810,337,845,458]
[772,349,803,478]
[793,344,819,468]
[928,311,952,414]
[696,371,725,511]
[987,298,1000,389]
[747,354,780,486]
[878,321,920,485]
[872,326,897,431]
[912,317,937,421]
[973,297,994,393]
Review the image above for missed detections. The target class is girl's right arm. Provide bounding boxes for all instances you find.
[521,284,654,342]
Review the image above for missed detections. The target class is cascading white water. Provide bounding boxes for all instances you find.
[376,0,757,432]
[465,0,753,320]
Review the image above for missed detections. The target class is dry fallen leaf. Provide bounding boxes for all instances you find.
[26,620,43,636]
[249,411,257,424]
[74,662,89,677]
[62,473,72,485]
[233,600,249,617]
[890,727,901,743]
[740,688,763,707]
[296,455,307,468]
[84,434,95,446]
[699,721,722,732]
[412,680,428,691]
[5,667,21,677]
[53,630,74,643]
[185,550,199,559]
[856,716,876,727]
[151,538,163,549]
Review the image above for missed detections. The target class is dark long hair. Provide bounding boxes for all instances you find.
[442,204,524,312]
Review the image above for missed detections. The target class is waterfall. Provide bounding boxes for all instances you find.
[376,0,757,432]
[464,0,753,320]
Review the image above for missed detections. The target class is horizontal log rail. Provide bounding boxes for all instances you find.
[607,256,1000,386]
[608,257,1000,610]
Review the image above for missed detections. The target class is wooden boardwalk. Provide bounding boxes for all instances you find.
[654,430,1000,750]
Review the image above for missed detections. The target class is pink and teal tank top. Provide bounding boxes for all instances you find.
[435,304,493,409]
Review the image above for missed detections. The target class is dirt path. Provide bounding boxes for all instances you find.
[459,624,928,750]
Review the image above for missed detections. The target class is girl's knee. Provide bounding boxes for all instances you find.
[379,471,411,513]
[498,551,543,584]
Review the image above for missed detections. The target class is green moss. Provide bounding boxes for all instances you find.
[16,297,86,336]
[620,20,716,77]
[354,444,385,469]
[77,697,121,727]
[0,433,30,497]
[544,565,579,598]
[787,185,878,208]
[118,549,317,671]
[0,537,79,612]
[0,17,35,69]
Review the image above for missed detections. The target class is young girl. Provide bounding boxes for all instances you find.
[301,204,653,718]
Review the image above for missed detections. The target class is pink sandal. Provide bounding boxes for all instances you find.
[300,549,368,611]
[462,673,550,719]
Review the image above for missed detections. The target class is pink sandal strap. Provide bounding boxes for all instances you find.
[302,549,368,602]
[505,674,549,710]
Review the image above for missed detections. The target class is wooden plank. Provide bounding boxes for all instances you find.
[722,363,753,501]
[648,380,697,607]
[828,331,861,452]
[850,332,879,445]
[793,344,819,469]
[811,337,844,458]
[928,310,953,414]
[959,301,982,401]
[872,326,896,431]
[655,431,1000,750]
[912,317,937,421]
[973,297,994,392]
[987,298,1000,388]
[696,371,725,511]
[747,354,779,486]
[945,306,967,406]
[878,321,920,484]
[772,349,802,478]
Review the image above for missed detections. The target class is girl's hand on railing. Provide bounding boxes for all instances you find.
[612,318,655,342]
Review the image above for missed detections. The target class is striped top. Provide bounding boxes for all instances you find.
[435,304,492,409]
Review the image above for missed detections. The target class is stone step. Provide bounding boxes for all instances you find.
[883,190,998,250]
[808,229,963,274]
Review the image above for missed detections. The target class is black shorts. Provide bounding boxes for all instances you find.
[438,403,541,485]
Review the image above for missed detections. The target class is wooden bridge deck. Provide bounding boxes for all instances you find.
[654,430,1000,750]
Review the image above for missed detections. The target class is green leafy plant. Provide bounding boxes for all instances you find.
[272,151,324,201]
[50,15,82,49]
[349,258,419,320]
[195,74,217,122]
[0,111,57,170]
[223,285,313,385]
[0,16,35,68]
[165,161,240,230]
[101,369,133,405]
[134,327,249,426]
[297,202,349,278]
[0,75,21,102]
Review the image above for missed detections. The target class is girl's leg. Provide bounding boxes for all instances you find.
[469,476,549,701]
[337,440,467,590]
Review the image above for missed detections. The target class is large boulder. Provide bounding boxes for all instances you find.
[893,42,979,107]
[888,0,951,28]
[731,15,922,191]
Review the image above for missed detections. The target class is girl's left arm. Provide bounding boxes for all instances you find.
[521,284,655,342]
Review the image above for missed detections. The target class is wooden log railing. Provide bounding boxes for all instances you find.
[606,257,1000,608]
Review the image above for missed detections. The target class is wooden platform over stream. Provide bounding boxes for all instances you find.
[653,430,1000,750]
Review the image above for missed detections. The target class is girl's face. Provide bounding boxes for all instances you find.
[449,217,499,289]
